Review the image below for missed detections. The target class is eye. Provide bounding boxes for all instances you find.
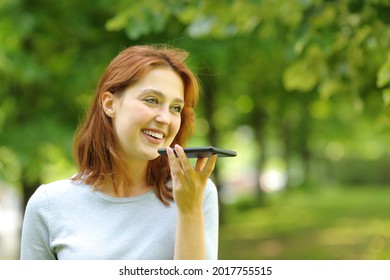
[171,105,183,113]
[144,97,158,105]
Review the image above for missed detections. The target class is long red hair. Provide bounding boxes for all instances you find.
[72,45,200,205]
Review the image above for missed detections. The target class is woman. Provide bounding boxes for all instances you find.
[20,45,219,260]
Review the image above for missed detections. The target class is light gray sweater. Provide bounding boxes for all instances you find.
[20,179,219,260]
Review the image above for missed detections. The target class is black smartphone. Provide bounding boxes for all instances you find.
[158,146,237,158]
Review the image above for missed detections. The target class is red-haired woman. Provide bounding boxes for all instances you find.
[20,45,219,260]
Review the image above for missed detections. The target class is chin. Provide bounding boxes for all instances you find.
[150,153,160,160]
[146,150,160,160]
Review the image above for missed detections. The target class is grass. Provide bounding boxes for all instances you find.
[218,186,390,260]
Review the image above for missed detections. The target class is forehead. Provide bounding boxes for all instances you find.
[132,68,185,98]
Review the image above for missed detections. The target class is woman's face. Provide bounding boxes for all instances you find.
[103,67,184,162]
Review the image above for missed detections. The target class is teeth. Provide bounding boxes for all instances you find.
[143,130,163,139]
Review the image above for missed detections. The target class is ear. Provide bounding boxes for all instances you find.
[101,91,116,118]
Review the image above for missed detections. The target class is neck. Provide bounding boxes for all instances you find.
[101,160,151,198]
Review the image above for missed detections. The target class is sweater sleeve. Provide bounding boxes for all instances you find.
[20,185,57,260]
[203,179,219,260]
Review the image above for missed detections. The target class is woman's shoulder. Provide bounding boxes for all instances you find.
[28,178,87,204]
[38,178,80,192]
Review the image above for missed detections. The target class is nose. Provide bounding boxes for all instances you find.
[155,106,170,125]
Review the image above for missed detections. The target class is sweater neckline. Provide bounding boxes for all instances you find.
[93,189,155,204]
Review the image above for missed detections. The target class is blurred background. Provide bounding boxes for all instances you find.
[1,0,390,260]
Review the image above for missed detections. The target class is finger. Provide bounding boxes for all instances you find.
[175,144,194,175]
[201,154,217,177]
[194,157,207,172]
[167,147,183,175]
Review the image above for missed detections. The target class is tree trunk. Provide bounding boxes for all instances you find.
[21,169,40,213]
[200,68,226,223]
[252,106,267,207]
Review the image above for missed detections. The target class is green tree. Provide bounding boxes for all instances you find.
[0,0,129,206]
[2,0,390,211]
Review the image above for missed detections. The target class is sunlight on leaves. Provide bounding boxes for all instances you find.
[236,95,254,114]
[377,55,390,88]
[38,143,76,184]
[0,147,20,187]
[325,141,345,161]
[283,60,319,92]
[383,88,390,107]
[310,100,330,119]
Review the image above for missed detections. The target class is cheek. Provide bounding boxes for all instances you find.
[112,111,141,139]
[172,116,182,135]
[115,105,150,129]
[112,117,131,144]
[167,116,181,143]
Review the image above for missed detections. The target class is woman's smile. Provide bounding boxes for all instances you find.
[141,129,166,144]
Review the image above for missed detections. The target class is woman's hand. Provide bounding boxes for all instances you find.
[167,144,217,259]
[167,144,217,215]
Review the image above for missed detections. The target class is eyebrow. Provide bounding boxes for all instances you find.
[141,89,185,104]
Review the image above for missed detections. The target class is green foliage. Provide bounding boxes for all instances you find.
[1,0,390,201]
[219,187,390,259]
[377,54,390,106]
[0,0,390,261]
[0,0,129,188]
[283,59,320,92]
[106,0,171,39]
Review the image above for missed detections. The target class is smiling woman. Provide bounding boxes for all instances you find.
[72,46,200,202]
[100,68,184,163]
[20,45,219,260]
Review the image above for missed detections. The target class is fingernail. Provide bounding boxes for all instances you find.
[175,144,183,153]
[167,147,173,155]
